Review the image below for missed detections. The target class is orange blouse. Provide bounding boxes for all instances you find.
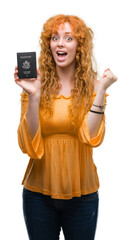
[17,92,108,199]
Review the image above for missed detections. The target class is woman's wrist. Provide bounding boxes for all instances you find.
[91,83,106,113]
[29,92,41,102]
[97,84,107,96]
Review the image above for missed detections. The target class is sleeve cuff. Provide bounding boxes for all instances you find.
[17,114,44,159]
[78,112,106,148]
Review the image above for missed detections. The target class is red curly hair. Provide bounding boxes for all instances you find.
[38,14,98,130]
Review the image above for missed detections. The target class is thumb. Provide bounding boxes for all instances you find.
[37,68,40,75]
[37,68,41,81]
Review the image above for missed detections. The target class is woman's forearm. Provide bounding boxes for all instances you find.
[87,87,106,139]
[87,68,117,139]
[26,94,40,140]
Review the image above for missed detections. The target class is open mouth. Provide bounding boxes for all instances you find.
[56,51,67,57]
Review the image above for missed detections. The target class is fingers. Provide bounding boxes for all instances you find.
[104,68,110,72]
[103,74,107,78]
[14,66,35,82]
[14,66,19,83]
[102,68,111,78]
[102,68,118,83]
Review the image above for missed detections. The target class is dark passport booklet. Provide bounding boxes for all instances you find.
[17,52,37,79]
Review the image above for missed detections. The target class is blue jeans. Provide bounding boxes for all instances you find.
[22,188,99,240]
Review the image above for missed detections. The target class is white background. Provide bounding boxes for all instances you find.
[0,0,132,239]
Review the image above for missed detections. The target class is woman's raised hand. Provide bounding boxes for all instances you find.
[14,66,41,97]
[99,68,118,92]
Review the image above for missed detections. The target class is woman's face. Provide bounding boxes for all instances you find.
[50,22,78,68]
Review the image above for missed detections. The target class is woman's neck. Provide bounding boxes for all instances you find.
[56,63,75,87]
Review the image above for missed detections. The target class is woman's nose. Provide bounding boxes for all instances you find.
[58,37,64,47]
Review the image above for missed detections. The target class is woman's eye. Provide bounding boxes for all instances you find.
[66,37,72,41]
[52,36,58,41]
[52,36,72,41]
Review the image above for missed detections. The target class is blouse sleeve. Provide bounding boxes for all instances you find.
[78,93,108,148]
[17,91,44,159]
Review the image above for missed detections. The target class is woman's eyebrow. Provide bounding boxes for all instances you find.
[52,32,72,35]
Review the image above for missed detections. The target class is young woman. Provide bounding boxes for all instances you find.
[14,14,117,240]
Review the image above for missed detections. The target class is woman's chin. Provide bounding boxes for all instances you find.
[55,60,75,69]
[56,62,69,68]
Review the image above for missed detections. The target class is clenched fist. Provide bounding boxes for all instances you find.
[99,68,118,91]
